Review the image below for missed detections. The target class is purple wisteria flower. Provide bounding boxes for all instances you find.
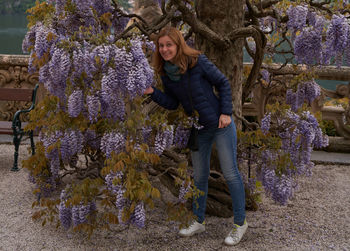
[105,171,124,194]
[72,202,96,226]
[84,129,100,149]
[146,40,156,51]
[174,124,191,148]
[105,172,131,225]
[91,45,116,73]
[286,80,321,112]
[307,10,317,27]
[271,174,294,205]
[72,46,96,84]
[261,112,271,134]
[259,167,294,205]
[154,126,174,155]
[68,90,84,117]
[39,130,63,159]
[49,150,60,178]
[259,16,277,33]
[93,0,112,15]
[287,5,308,39]
[112,15,129,35]
[100,91,126,121]
[60,129,84,163]
[54,0,67,15]
[47,47,71,100]
[257,103,329,205]
[281,109,328,173]
[345,29,350,66]
[34,25,54,58]
[261,69,270,83]
[100,131,126,158]
[86,95,100,122]
[59,189,72,229]
[116,188,127,210]
[131,202,146,228]
[97,39,153,99]
[140,126,153,145]
[323,14,349,66]
[294,27,323,65]
[22,22,40,54]
[178,181,191,203]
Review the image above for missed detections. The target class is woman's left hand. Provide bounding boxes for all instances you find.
[218,114,231,128]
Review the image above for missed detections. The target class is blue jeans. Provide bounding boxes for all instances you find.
[191,120,246,225]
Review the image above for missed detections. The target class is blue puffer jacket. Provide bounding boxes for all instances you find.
[150,54,233,129]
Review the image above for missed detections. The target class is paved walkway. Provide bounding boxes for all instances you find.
[1,135,349,250]
[311,150,350,165]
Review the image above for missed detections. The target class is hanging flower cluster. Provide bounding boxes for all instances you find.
[286,79,321,112]
[58,189,96,229]
[258,101,328,205]
[288,6,350,67]
[105,172,146,228]
[22,0,167,232]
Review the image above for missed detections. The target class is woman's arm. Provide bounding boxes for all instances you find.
[145,85,179,110]
[198,55,233,116]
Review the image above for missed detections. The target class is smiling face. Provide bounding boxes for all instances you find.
[158,35,178,63]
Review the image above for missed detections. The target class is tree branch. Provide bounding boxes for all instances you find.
[111,0,148,25]
[111,0,179,40]
[115,22,150,40]
[256,0,280,9]
[160,0,167,14]
[233,109,259,130]
[169,0,230,48]
[310,0,333,15]
[245,0,288,24]
[184,28,193,41]
[146,6,177,34]
[244,39,255,59]
[245,0,260,26]
[228,26,267,102]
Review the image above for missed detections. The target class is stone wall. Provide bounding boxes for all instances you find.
[0,54,44,121]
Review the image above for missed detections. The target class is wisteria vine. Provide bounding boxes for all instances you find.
[23,0,195,233]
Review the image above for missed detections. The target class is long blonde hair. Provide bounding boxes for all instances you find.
[152,27,201,74]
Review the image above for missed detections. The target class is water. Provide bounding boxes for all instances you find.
[0,14,28,55]
[0,14,345,90]
[243,41,347,91]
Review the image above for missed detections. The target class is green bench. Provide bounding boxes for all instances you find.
[0,84,39,171]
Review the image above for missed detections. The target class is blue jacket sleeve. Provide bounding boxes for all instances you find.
[198,55,233,115]
[150,85,179,110]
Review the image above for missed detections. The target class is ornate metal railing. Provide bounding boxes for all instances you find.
[1,54,349,150]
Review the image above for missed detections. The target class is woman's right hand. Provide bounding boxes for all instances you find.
[144,86,154,95]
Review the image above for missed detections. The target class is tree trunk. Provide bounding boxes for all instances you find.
[155,149,258,217]
[195,0,244,129]
[189,0,246,217]
[155,149,234,217]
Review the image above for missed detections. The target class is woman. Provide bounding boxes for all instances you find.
[144,27,247,246]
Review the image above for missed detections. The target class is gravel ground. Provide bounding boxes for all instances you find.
[1,143,350,251]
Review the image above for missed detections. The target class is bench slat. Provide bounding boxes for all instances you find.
[0,121,30,135]
[0,88,33,101]
[0,129,13,134]
[0,121,13,134]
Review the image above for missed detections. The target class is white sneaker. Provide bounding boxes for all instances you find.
[179,221,205,237]
[224,220,248,246]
